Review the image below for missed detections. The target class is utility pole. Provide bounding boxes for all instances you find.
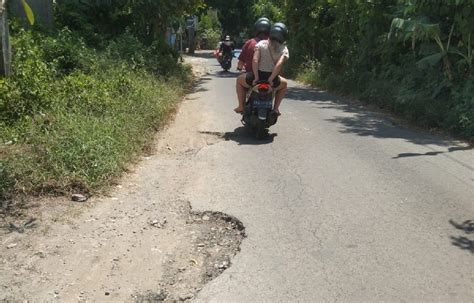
[0,0,11,76]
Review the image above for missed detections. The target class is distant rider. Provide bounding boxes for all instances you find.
[218,35,234,63]
[235,22,289,115]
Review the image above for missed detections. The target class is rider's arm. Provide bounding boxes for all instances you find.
[237,60,244,71]
[252,48,260,82]
[237,40,249,71]
[268,55,288,83]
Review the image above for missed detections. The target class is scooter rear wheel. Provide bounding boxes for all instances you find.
[255,120,268,140]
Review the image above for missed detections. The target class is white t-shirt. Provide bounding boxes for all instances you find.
[255,40,289,72]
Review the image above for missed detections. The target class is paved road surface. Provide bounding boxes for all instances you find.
[184,53,473,302]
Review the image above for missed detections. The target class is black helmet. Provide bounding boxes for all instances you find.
[255,17,271,35]
[269,22,288,43]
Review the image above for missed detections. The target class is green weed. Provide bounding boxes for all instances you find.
[0,27,191,212]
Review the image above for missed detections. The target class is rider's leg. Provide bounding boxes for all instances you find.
[235,73,251,113]
[273,77,287,114]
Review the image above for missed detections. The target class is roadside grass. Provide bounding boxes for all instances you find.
[0,28,192,215]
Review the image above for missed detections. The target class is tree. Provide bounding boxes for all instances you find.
[252,0,285,22]
[205,0,254,36]
[54,0,205,45]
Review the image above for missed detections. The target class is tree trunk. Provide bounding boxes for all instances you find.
[188,26,195,54]
[0,3,11,76]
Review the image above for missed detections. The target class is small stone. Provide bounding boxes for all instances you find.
[218,261,229,269]
[71,194,88,202]
[149,218,167,228]
[179,293,194,301]
[54,290,59,294]
[202,215,210,221]
[6,243,17,249]
[197,243,205,247]
[113,257,119,261]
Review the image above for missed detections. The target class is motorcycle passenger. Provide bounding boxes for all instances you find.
[237,17,271,72]
[234,22,289,115]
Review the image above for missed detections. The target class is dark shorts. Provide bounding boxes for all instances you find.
[245,71,281,88]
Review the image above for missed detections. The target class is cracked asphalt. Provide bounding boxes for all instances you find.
[184,53,474,302]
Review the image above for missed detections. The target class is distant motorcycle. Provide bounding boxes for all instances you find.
[220,53,232,71]
[241,81,279,139]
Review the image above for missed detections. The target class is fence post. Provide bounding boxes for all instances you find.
[0,0,11,76]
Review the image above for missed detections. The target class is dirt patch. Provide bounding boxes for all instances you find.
[0,53,245,302]
[0,196,245,302]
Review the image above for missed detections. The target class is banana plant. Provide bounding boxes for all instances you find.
[1,0,34,25]
[20,0,34,25]
[389,17,454,80]
[450,33,472,74]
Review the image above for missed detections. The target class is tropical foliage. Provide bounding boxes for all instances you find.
[1,0,199,209]
[280,0,473,139]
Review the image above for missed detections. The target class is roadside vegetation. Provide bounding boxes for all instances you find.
[280,0,473,140]
[0,1,202,213]
[2,0,472,213]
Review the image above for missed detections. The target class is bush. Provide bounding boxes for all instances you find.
[295,55,474,140]
[286,0,473,141]
[199,28,222,49]
[449,77,474,140]
[1,27,191,207]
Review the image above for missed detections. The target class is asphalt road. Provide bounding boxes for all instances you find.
[185,53,473,302]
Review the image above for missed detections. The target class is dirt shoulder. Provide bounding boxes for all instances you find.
[0,54,245,302]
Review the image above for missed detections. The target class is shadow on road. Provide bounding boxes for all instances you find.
[212,71,240,79]
[1,218,39,234]
[285,86,338,103]
[393,146,473,159]
[224,127,277,145]
[449,219,474,254]
[284,87,470,149]
[185,51,214,59]
[192,77,212,93]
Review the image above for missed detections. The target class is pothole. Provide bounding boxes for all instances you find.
[134,204,246,302]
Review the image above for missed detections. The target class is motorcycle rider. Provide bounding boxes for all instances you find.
[237,17,271,72]
[234,22,289,115]
[218,35,234,64]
